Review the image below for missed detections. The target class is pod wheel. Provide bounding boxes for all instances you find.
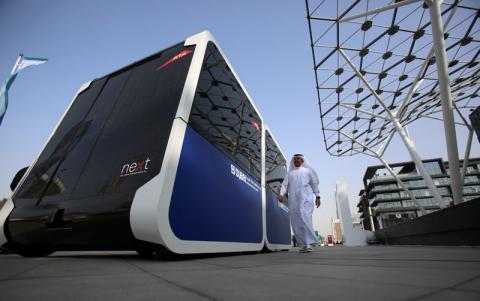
[13,245,54,257]
[134,241,154,258]
[153,244,178,260]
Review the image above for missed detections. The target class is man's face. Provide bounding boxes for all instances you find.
[293,156,304,167]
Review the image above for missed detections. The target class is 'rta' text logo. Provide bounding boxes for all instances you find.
[120,158,151,177]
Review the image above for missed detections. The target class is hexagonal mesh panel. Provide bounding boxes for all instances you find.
[306,0,480,156]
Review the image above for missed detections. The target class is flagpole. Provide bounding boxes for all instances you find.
[10,53,24,75]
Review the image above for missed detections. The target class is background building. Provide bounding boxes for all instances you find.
[358,158,480,230]
[332,219,343,244]
[351,213,363,230]
[357,189,375,231]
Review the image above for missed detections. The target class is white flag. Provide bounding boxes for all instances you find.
[0,55,48,126]
[16,56,48,72]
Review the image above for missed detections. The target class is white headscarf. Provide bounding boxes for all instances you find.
[289,154,319,184]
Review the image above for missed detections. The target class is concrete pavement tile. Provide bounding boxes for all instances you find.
[9,257,140,279]
[0,255,52,280]
[131,258,225,273]
[195,252,284,265]
[157,267,436,300]
[0,272,212,301]
[412,289,480,301]
[301,257,480,272]
[1,246,479,300]
[367,246,480,262]
[246,263,480,289]
[454,276,480,293]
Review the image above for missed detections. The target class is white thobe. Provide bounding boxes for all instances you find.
[280,166,320,248]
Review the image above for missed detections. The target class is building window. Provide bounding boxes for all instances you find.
[438,187,451,195]
[465,175,480,184]
[433,177,450,185]
[406,179,425,188]
[378,211,417,228]
[413,189,431,197]
[376,201,402,209]
[442,197,452,205]
[463,185,480,194]
[418,198,435,206]
[373,183,398,191]
[376,192,400,200]
[466,164,480,174]
[424,161,442,175]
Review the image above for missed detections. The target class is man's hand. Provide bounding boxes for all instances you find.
[315,196,321,208]
[278,195,285,203]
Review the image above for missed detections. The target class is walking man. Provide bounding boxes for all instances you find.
[278,154,321,253]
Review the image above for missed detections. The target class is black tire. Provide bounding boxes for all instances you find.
[12,245,54,257]
[134,242,154,258]
[260,246,272,253]
[153,244,178,260]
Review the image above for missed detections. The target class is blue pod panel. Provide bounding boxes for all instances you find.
[169,126,263,243]
[266,190,291,245]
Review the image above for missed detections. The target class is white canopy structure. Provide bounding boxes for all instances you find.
[306,0,480,210]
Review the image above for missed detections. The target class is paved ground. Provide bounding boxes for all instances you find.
[1,245,480,300]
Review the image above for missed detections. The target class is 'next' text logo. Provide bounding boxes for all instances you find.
[120,158,151,177]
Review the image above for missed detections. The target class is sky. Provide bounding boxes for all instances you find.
[0,0,478,237]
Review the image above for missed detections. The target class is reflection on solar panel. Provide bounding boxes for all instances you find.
[306,0,479,157]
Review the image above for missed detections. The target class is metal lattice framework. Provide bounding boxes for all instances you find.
[307,0,479,155]
[306,0,480,207]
